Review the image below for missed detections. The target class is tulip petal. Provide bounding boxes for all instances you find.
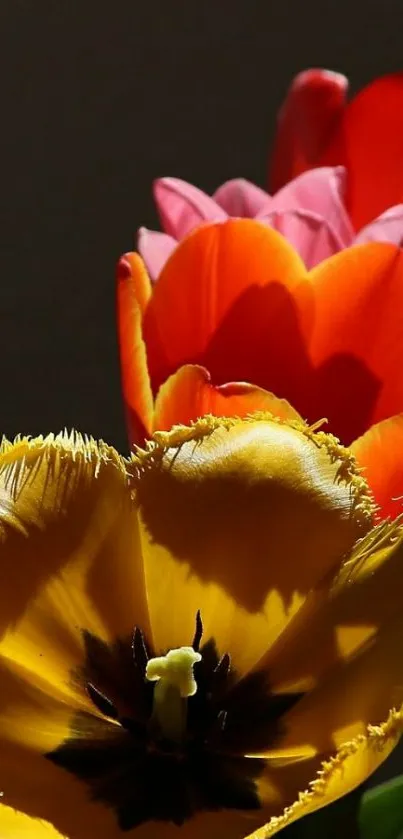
[0,805,64,839]
[355,204,403,247]
[0,434,150,695]
[249,709,403,837]
[351,415,403,520]
[137,227,177,281]
[270,69,348,192]
[0,651,286,839]
[260,208,344,269]
[246,522,403,833]
[321,73,403,229]
[306,242,403,443]
[213,178,272,217]
[0,654,124,838]
[153,364,302,430]
[153,177,227,239]
[266,167,354,245]
[116,253,154,447]
[142,219,307,396]
[132,416,372,676]
[255,517,403,698]
[0,435,152,839]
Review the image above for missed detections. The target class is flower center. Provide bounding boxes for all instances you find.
[146,646,202,741]
[47,613,303,830]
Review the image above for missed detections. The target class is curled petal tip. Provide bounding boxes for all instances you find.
[116,255,132,281]
[289,68,349,94]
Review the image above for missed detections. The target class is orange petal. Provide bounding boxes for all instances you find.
[153,364,303,431]
[305,242,403,443]
[351,415,403,519]
[142,220,306,396]
[116,253,154,448]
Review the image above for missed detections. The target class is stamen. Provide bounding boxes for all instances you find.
[87,682,118,720]
[192,610,203,652]
[146,646,202,741]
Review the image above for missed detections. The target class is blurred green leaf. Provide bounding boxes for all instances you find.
[359,776,403,839]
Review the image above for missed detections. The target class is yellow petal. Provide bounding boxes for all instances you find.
[0,805,64,839]
[243,520,403,834]
[247,709,403,838]
[0,656,125,839]
[0,433,150,703]
[131,414,373,675]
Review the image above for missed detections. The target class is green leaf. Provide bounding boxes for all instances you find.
[359,775,403,839]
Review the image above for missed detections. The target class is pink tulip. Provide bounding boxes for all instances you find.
[139,168,403,279]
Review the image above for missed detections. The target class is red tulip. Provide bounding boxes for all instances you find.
[270,69,403,231]
[117,218,403,520]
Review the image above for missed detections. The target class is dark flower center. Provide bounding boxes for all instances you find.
[47,613,303,830]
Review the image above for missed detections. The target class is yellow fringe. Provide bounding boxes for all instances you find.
[130,412,376,526]
[0,431,127,500]
[246,706,403,838]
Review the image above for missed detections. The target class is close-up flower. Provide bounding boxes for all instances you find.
[117,218,403,520]
[138,72,403,280]
[138,168,403,277]
[0,418,403,839]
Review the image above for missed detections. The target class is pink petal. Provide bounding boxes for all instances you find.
[153,177,227,239]
[213,178,272,217]
[270,68,348,192]
[355,204,403,247]
[259,208,345,269]
[137,228,177,282]
[267,166,354,246]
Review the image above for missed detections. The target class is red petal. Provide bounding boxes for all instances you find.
[142,219,306,396]
[351,415,403,520]
[321,73,403,229]
[116,254,154,449]
[270,69,348,192]
[153,364,302,431]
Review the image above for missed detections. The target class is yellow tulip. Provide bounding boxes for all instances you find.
[0,415,401,838]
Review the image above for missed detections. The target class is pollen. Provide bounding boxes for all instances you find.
[146,646,202,698]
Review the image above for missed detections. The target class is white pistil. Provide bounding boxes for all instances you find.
[146,646,202,741]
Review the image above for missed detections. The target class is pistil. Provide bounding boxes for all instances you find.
[146,646,202,742]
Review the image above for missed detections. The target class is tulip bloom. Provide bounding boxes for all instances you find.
[270,69,403,232]
[139,72,403,278]
[138,169,403,276]
[117,219,403,520]
[0,419,402,838]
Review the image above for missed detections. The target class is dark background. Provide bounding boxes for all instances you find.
[1,0,403,792]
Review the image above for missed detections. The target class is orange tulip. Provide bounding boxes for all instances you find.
[117,218,403,520]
